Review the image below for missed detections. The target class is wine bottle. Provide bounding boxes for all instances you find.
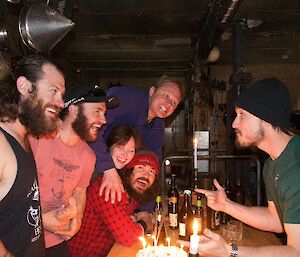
[178,190,193,240]
[154,195,163,235]
[168,174,179,229]
[194,194,204,235]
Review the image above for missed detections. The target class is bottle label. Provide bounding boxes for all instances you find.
[179,222,186,236]
[169,213,178,227]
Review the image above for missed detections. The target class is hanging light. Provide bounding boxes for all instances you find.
[19,3,75,52]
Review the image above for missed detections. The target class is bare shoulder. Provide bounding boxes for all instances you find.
[0,130,17,201]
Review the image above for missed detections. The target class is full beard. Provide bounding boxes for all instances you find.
[19,98,60,137]
[72,108,95,142]
[122,170,158,203]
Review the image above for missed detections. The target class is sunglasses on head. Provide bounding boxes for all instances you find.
[64,84,106,108]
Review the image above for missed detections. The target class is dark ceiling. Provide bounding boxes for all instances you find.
[1,0,300,79]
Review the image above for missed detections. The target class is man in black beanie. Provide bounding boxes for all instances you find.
[180,77,300,257]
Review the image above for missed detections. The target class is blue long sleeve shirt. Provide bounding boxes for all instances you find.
[89,86,165,173]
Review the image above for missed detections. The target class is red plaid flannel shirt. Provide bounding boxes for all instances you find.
[68,176,144,257]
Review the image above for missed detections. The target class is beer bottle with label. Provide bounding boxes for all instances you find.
[178,190,193,240]
[168,174,179,229]
[194,194,204,235]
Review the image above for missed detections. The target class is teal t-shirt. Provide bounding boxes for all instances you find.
[263,135,300,225]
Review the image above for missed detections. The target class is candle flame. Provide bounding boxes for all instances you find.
[193,138,198,147]
[193,219,199,235]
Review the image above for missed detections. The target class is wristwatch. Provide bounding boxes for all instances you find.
[230,242,238,257]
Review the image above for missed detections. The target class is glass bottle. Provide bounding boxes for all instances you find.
[154,195,163,235]
[178,190,194,240]
[194,194,204,235]
[168,174,179,229]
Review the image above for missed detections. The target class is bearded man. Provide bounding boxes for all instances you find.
[29,83,118,257]
[182,78,300,257]
[0,55,65,257]
[68,149,159,257]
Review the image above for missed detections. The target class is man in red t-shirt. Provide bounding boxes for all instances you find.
[68,150,160,257]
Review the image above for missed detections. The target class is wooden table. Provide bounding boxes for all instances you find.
[107,224,282,257]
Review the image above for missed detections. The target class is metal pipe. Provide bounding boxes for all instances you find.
[161,154,261,205]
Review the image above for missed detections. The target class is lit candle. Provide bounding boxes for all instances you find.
[166,237,170,247]
[193,138,198,170]
[189,219,200,255]
[139,236,147,249]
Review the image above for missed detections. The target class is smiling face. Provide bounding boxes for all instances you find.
[110,136,136,169]
[148,82,182,120]
[72,102,107,142]
[130,164,156,193]
[232,107,265,149]
[19,63,65,136]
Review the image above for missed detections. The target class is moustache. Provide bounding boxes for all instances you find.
[137,177,150,184]
[234,129,241,135]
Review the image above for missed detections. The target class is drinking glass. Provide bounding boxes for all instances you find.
[223,220,243,243]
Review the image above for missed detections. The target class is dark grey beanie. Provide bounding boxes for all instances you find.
[235,77,292,129]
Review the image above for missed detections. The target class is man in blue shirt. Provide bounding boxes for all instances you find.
[89,75,184,204]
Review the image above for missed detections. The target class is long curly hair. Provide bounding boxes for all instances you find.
[0,63,18,122]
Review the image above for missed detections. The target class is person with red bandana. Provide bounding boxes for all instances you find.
[68,149,160,257]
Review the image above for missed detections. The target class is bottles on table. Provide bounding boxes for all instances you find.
[168,174,179,229]
[178,190,194,240]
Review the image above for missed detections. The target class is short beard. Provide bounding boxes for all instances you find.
[235,121,265,149]
[122,168,159,203]
[19,97,59,137]
[72,106,94,141]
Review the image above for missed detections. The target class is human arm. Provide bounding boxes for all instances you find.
[55,187,87,240]
[178,225,300,257]
[196,179,283,232]
[0,240,14,257]
[89,180,144,247]
[42,200,77,234]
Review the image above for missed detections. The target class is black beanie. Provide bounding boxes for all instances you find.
[235,77,292,129]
